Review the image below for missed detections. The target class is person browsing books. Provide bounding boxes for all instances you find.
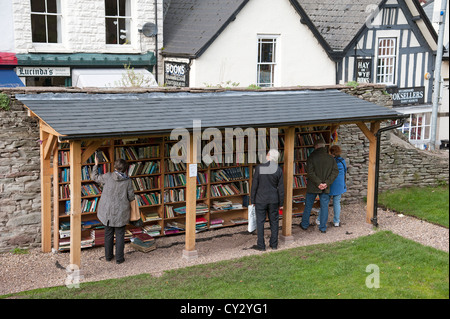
[300,137,339,233]
[92,155,135,264]
[328,145,347,227]
[250,149,284,251]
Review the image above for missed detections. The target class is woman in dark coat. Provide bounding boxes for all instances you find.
[92,156,134,264]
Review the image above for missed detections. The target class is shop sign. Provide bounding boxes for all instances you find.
[15,67,71,77]
[388,86,425,106]
[164,61,189,87]
[356,58,372,83]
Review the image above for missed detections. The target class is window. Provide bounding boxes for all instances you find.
[257,37,277,87]
[105,0,131,45]
[30,0,62,43]
[396,112,431,148]
[376,38,396,84]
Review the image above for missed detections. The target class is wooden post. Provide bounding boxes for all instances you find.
[69,141,82,269]
[356,121,380,224]
[183,132,198,259]
[39,123,53,253]
[281,126,295,243]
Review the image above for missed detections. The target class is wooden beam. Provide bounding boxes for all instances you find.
[69,141,82,269]
[356,122,376,143]
[53,145,60,251]
[39,125,52,253]
[43,133,57,160]
[40,122,62,137]
[356,121,381,224]
[183,132,198,259]
[81,140,106,164]
[281,126,295,243]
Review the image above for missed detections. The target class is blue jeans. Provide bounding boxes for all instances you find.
[330,194,342,224]
[301,192,331,232]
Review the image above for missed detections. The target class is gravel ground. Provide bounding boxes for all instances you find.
[0,202,448,296]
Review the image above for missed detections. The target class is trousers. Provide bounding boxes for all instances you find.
[104,225,126,262]
[255,203,279,249]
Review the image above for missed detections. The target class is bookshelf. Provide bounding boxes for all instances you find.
[54,126,331,251]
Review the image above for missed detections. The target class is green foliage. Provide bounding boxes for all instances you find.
[0,93,11,111]
[346,81,359,88]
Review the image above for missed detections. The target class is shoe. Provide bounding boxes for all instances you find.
[116,258,125,264]
[105,256,114,261]
[269,245,278,250]
[320,230,326,233]
[334,222,340,227]
[251,245,266,251]
[299,224,308,231]
[316,219,320,226]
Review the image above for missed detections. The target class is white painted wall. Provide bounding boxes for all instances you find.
[188,0,336,88]
[0,0,15,52]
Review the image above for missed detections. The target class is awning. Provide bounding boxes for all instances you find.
[16,89,406,141]
[0,69,24,87]
[72,68,158,88]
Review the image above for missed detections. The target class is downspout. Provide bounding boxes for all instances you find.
[154,0,159,84]
[372,118,405,227]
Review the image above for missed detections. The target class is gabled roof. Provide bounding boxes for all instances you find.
[17,88,404,141]
[162,0,249,58]
[291,0,438,56]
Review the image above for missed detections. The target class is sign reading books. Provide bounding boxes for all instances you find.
[356,58,372,83]
[164,61,189,87]
[387,86,425,106]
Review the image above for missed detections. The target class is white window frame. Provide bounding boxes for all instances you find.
[395,111,432,149]
[30,0,62,44]
[257,36,278,87]
[376,37,397,85]
[105,0,132,45]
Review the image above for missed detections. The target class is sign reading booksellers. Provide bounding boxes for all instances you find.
[164,61,189,87]
[388,86,425,106]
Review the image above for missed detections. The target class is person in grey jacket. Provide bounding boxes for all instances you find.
[250,149,284,251]
[92,155,134,264]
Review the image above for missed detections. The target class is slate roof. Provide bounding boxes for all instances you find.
[291,0,384,51]
[17,89,404,140]
[162,0,248,58]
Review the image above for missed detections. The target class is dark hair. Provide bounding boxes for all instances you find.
[330,145,342,156]
[114,159,128,173]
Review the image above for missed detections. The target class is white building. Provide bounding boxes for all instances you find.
[0,0,163,88]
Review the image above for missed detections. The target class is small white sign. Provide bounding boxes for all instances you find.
[15,67,71,77]
[189,164,197,177]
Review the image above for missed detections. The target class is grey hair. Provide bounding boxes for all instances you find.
[267,149,280,162]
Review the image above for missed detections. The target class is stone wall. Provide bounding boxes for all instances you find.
[0,85,448,252]
[0,93,41,252]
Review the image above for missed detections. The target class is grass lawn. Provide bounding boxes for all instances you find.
[378,185,449,228]
[4,231,448,299]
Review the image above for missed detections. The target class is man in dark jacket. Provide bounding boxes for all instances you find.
[250,149,284,251]
[300,138,338,233]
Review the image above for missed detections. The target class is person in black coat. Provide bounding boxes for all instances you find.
[250,149,284,251]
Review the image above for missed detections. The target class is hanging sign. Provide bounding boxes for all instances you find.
[164,61,189,87]
[356,58,372,83]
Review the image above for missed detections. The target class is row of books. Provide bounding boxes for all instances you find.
[58,150,109,166]
[128,161,160,176]
[299,126,330,132]
[81,183,101,197]
[141,211,161,222]
[130,233,156,253]
[297,133,327,147]
[211,166,249,182]
[164,173,186,188]
[295,148,314,161]
[293,175,307,188]
[132,176,160,192]
[210,181,249,197]
[115,146,160,161]
[164,160,186,172]
[164,221,185,235]
[59,164,110,183]
[136,192,161,206]
[164,188,185,203]
[294,162,306,174]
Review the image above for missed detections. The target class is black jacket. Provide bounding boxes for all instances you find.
[251,161,284,205]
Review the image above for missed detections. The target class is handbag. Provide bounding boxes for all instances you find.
[248,204,256,233]
[129,199,143,227]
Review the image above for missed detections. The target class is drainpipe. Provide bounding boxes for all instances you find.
[372,118,405,227]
